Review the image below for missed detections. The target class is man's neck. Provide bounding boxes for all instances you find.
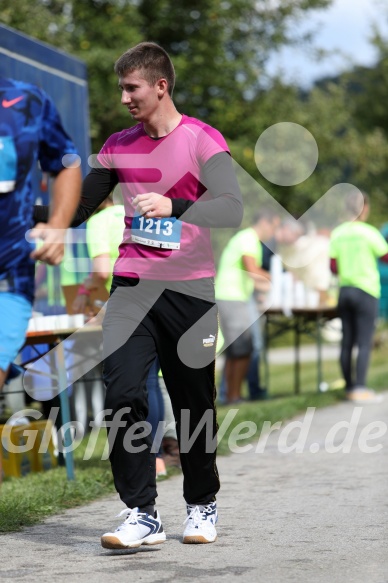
[143,106,182,138]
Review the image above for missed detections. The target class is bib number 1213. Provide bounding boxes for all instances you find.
[131,214,182,249]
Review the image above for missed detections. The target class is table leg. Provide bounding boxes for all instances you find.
[56,341,75,480]
[263,316,270,394]
[316,316,323,392]
[294,317,301,395]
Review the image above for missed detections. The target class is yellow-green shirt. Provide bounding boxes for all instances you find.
[46,238,89,306]
[215,227,262,301]
[86,205,125,291]
[330,221,388,298]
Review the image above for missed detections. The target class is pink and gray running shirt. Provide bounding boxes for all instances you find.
[97,115,230,281]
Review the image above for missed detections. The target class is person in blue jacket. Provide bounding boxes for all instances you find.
[0,77,81,391]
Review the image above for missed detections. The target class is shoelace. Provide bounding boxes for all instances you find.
[183,504,215,527]
[115,507,140,531]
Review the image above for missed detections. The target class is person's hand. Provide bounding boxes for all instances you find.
[132,193,172,218]
[73,278,97,316]
[254,273,271,292]
[72,293,90,315]
[30,223,66,265]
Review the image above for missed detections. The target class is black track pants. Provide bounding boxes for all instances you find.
[102,276,220,509]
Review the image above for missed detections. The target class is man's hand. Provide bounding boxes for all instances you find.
[133,193,172,218]
[29,165,82,265]
[29,223,66,265]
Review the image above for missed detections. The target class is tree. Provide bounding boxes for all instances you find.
[211,74,388,246]
[310,26,388,226]
[4,0,386,230]
[137,0,332,137]
[0,0,332,149]
[348,33,388,139]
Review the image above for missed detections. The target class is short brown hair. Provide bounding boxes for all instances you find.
[114,42,175,96]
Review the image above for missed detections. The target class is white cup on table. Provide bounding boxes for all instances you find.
[306,289,320,308]
[55,314,70,330]
[34,316,50,331]
[70,313,85,328]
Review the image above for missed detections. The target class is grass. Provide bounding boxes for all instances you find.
[1,341,387,533]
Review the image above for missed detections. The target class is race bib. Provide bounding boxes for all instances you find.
[0,136,17,193]
[131,214,182,249]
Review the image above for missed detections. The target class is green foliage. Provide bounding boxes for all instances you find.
[70,1,143,144]
[137,0,331,136]
[1,0,331,150]
[0,0,73,49]
[308,28,388,226]
[225,76,388,229]
[348,32,388,138]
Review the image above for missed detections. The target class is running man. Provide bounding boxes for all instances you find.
[34,42,243,546]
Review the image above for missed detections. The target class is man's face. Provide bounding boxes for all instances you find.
[261,216,280,241]
[119,69,160,122]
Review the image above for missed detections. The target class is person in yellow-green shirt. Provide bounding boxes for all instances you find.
[73,194,125,313]
[330,192,388,403]
[215,209,279,403]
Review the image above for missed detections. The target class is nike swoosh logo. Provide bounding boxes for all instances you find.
[2,96,25,108]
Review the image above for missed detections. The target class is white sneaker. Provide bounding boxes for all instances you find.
[101,507,166,549]
[182,502,218,544]
[346,388,384,404]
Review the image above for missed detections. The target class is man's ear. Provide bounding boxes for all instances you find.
[157,78,168,96]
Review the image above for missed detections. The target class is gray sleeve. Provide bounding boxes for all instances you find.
[171,152,243,228]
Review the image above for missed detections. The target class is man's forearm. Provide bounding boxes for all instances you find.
[33,166,118,227]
